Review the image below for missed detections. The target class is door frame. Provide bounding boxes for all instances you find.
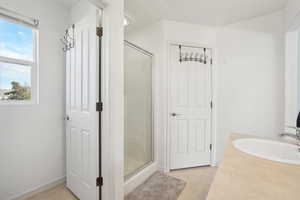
[75,1,124,199]
[97,2,124,200]
[88,1,124,199]
[164,41,218,172]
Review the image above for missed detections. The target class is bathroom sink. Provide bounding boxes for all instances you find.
[233,138,300,165]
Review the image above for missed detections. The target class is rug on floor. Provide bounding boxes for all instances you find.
[125,171,186,200]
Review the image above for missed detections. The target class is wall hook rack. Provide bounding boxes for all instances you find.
[179,45,208,64]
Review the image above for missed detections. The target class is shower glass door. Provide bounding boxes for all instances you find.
[124,41,153,180]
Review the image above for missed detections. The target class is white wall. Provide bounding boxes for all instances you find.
[0,0,69,199]
[70,0,97,24]
[217,11,285,161]
[284,0,300,135]
[126,10,285,167]
[285,0,300,30]
[160,12,285,163]
[162,21,217,46]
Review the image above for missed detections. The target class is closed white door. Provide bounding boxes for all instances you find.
[169,44,212,170]
[66,10,100,200]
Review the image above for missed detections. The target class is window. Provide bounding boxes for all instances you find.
[0,18,37,104]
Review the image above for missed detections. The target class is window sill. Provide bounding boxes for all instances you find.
[0,100,38,106]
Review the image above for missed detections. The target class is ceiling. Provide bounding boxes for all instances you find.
[125,0,288,29]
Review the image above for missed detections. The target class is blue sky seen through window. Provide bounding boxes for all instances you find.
[0,19,33,99]
[0,19,33,60]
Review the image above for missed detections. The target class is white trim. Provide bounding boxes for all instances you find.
[0,24,39,105]
[285,30,299,133]
[0,56,34,66]
[89,1,124,199]
[153,54,160,170]
[124,162,158,195]
[210,42,218,167]
[164,40,218,172]
[0,6,39,28]
[100,5,124,200]
[10,176,66,200]
[100,9,112,200]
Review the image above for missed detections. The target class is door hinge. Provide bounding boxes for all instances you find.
[210,101,213,109]
[96,177,103,187]
[210,58,213,65]
[96,102,103,112]
[96,27,103,37]
[209,144,212,151]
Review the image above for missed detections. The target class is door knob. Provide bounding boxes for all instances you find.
[171,113,179,117]
[65,115,70,121]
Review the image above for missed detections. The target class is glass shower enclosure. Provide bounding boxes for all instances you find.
[124,41,153,180]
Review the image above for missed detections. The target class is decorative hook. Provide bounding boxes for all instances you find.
[60,24,75,52]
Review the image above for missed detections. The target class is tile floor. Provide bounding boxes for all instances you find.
[25,184,78,200]
[25,166,217,200]
[169,166,217,200]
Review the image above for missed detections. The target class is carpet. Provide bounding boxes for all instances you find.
[125,171,186,200]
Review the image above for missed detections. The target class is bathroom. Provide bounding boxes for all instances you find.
[0,0,300,200]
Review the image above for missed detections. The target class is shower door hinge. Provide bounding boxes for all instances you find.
[96,177,103,186]
[210,144,212,151]
[96,102,103,112]
[96,27,103,37]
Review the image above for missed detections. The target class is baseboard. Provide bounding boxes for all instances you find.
[10,176,66,200]
[124,162,158,195]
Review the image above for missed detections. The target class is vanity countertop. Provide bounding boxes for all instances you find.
[206,134,300,200]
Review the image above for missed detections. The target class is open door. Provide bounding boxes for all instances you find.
[65,9,101,200]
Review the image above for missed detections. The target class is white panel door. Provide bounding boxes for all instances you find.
[66,10,100,200]
[169,44,212,170]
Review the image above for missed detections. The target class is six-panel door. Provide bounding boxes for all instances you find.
[66,11,99,200]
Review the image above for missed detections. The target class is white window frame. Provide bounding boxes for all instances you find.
[0,17,39,105]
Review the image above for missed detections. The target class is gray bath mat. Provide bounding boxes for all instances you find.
[125,171,186,200]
